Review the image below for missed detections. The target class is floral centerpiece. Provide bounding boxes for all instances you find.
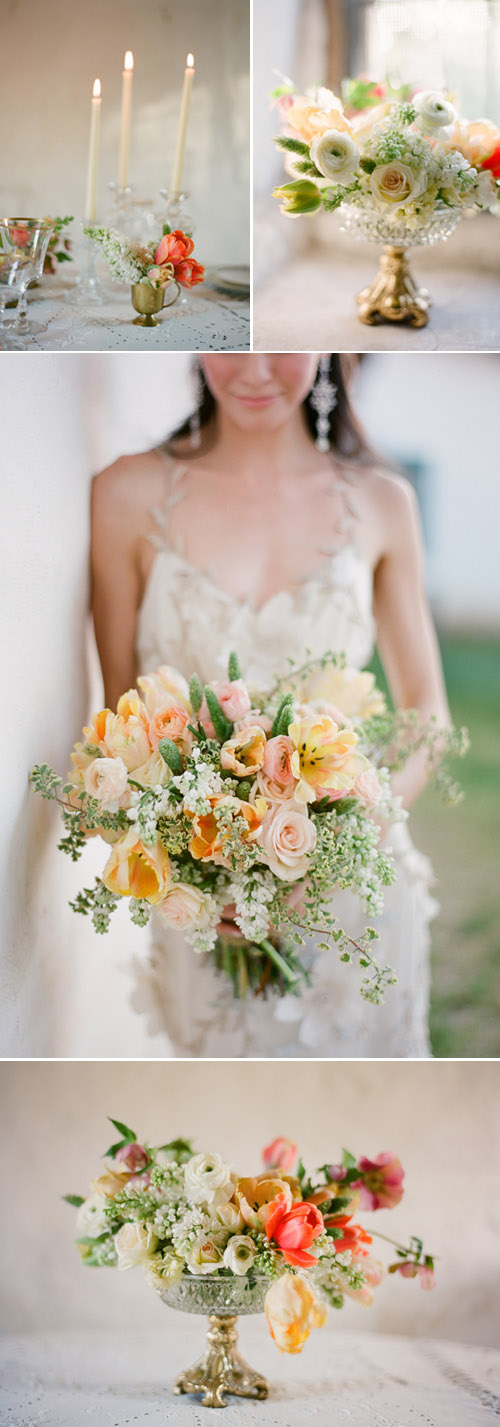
[272,77,500,325]
[66,1122,434,1406]
[30,650,467,1006]
[82,221,205,325]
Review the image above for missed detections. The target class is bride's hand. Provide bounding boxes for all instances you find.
[216,903,244,940]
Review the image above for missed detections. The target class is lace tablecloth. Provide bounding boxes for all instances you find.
[5,271,249,351]
[1,1326,499,1426]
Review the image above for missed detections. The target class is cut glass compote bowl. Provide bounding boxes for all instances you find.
[160,1274,269,1409]
[338,204,462,327]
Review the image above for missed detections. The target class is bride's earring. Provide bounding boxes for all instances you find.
[310,356,338,453]
[189,360,203,449]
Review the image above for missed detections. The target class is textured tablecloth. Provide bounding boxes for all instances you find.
[1,1325,499,1426]
[253,252,500,353]
[3,271,249,351]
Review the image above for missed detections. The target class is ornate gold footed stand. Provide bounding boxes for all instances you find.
[357,246,430,328]
[174,1314,269,1409]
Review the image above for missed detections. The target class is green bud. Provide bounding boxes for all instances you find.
[158,739,183,775]
[189,673,203,713]
[273,179,322,216]
[228,651,242,682]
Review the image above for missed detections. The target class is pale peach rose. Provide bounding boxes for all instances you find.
[212,678,251,722]
[259,804,316,881]
[234,710,273,734]
[370,161,427,209]
[251,770,297,806]
[158,883,210,930]
[444,117,500,164]
[137,664,191,716]
[148,704,190,752]
[265,1273,327,1354]
[84,755,129,812]
[353,767,382,806]
[220,725,266,777]
[263,735,295,788]
[288,89,352,145]
[234,1176,293,1230]
[70,741,100,787]
[115,1221,158,1270]
[102,827,171,903]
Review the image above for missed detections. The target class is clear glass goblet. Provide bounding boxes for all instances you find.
[0,218,54,337]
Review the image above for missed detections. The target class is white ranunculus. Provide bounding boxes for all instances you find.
[215,1201,245,1232]
[84,756,129,812]
[413,90,457,134]
[186,1233,225,1274]
[369,162,426,209]
[258,804,316,882]
[473,169,498,208]
[76,1192,109,1239]
[310,128,360,186]
[115,1221,158,1270]
[223,1236,257,1276]
[184,1152,234,1207]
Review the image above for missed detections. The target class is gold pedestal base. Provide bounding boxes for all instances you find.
[174,1314,269,1409]
[357,246,430,328]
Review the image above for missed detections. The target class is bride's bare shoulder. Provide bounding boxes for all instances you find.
[92,447,166,514]
[360,463,420,527]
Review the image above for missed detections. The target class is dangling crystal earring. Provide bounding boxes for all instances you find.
[310,356,338,453]
[189,359,203,449]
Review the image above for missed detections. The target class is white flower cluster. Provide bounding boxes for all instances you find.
[228,868,277,941]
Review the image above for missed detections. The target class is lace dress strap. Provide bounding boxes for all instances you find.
[148,449,189,555]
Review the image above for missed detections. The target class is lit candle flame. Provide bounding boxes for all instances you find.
[93,78,101,98]
[124,50,134,71]
[186,53,194,68]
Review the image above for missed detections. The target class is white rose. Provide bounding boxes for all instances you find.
[184,1152,234,1207]
[413,90,456,134]
[223,1236,257,1276]
[310,128,360,185]
[259,804,316,882]
[84,756,128,812]
[369,162,426,209]
[215,1201,245,1232]
[158,884,210,931]
[115,1221,158,1270]
[76,1192,109,1239]
[186,1233,225,1274]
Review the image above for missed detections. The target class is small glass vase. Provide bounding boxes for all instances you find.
[131,279,180,326]
[160,1274,269,1409]
[68,226,108,306]
[338,204,462,327]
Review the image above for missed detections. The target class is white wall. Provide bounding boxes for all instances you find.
[1,1059,499,1346]
[354,354,500,627]
[0,353,194,1058]
[0,0,249,266]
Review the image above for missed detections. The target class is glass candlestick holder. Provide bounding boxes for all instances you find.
[67,223,108,306]
[157,189,194,237]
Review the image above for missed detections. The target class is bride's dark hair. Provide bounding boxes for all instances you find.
[164,355,373,461]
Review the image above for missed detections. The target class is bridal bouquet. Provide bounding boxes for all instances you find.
[83,221,205,291]
[66,1122,435,1356]
[272,78,500,240]
[31,650,467,1004]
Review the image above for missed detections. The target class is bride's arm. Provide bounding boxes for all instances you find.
[91,460,143,709]
[372,475,450,810]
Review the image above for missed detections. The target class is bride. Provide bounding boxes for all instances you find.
[91,353,448,1059]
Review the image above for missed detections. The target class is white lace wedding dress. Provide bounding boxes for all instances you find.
[135,456,437,1059]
